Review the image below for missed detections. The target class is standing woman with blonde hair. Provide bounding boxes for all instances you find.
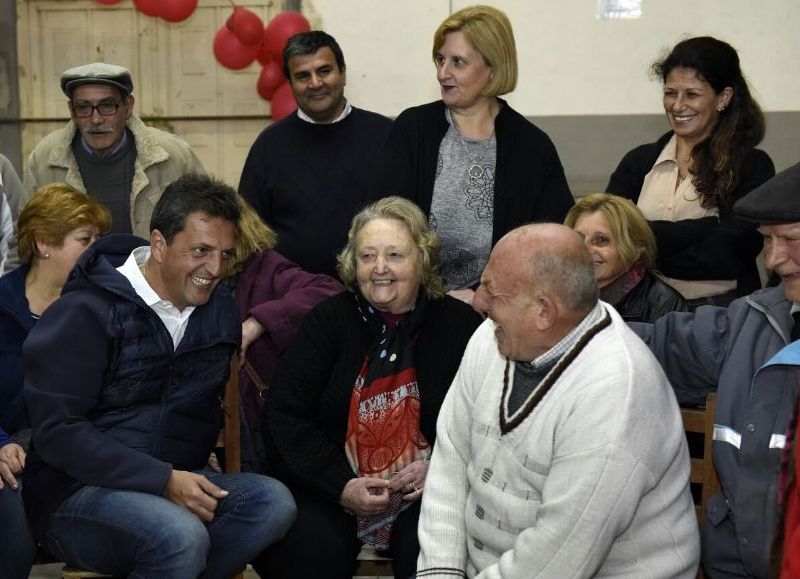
[0,183,110,579]
[384,4,573,305]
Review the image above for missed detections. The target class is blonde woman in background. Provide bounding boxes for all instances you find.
[565,193,688,323]
[231,196,342,470]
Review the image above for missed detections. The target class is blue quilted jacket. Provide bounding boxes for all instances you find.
[22,234,240,537]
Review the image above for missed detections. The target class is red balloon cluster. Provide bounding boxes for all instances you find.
[261,12,312,64]
[133,0,198,23]
[213,9,308,121]
[270,82,297,122]
[214,6,263,71]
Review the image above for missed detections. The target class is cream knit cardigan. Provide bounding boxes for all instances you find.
[417,304,699,578]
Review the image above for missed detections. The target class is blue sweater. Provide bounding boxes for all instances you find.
[22,234,241,537]
[0,265,35,448]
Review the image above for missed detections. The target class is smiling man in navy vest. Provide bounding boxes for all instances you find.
[22,173,296,578]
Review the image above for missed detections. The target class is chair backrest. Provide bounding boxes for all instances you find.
[222,353,244,579]
[222,353,242,474]
[680,392,720,523]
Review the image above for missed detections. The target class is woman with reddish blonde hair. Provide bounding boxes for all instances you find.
[0,183,110,579]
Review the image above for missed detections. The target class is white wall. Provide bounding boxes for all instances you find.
[308,0,800,117]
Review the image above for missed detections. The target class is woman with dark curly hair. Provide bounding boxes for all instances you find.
[607,36,774,307]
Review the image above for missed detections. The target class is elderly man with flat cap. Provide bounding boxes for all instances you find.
[633,162,800,579]
[3,63,206,273]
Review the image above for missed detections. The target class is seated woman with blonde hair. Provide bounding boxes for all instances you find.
[254,196,482,579]
[230,196,342,468]
[0,183,110,579]
[565,193,688,323]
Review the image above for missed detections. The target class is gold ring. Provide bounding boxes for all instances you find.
[409,482,418,493]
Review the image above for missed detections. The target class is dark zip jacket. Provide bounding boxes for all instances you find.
[634,285,797,577]
[0,265,34,446]
[22,234,240,537]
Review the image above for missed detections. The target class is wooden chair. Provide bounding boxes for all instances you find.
[680,392,720,523]
[60,354,244,579]
[355,544,394,576]
[220,353,242,475]
[680,392,719,579]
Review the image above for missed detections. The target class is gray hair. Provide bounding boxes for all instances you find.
[528,247,597,312]
[505,224,598,313]
[337,196,445,299]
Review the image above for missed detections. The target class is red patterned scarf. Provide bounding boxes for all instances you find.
[344,291,431,549]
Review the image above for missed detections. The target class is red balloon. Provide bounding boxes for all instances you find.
[95,0,123,5]
[160,0,198,23]
[133,0,161,17]
[214,26,259,71]
[270,82,296,122]
[257,43,274,66]
[262,12,311,61]
[227,7,264,46]
[257,59,285,101]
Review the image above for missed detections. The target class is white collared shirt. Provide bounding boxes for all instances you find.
[297,99,352,124]
[117,246,195,350]
[529,301,605,369]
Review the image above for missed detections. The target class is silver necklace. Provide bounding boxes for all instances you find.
[457,132,485,179]
[450,113,492,179]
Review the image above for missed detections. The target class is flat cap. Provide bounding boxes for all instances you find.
[734,163,800,225]
[60,63,133,97]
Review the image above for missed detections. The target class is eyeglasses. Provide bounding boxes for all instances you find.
[70,100,125,118]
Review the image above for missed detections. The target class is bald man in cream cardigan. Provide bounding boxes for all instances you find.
[416,224,699,579]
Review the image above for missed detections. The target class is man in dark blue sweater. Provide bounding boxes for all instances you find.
[22,174,296,578]
[238,31,392,278]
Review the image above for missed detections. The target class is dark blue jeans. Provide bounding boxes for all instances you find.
[44,471,296,579]
[0,482,37,579]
